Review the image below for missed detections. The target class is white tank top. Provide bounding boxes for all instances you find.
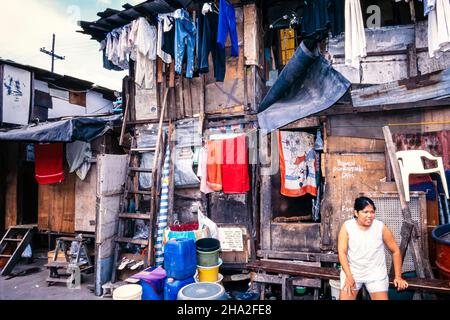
[344,218,387,282]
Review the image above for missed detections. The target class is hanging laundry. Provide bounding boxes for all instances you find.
[206,139,223,191]
[301,0,331,40]
[199,10,226,81]
[174,9,197,78]
[130,17,157,89]
[217,0,239,57]
[157,13,175,63]
[221,135,250,194]
[197,146,214,194]
[162,16,176,59]
[278,131,317,197]
[344,0,367,69]
[66,140,92,180]
[100,40,122,71]
[427,0,450,58]
[34,143,64,185]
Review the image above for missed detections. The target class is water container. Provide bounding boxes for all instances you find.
[177,282,227,300]
[432,223,450,279]
[131,266,166,300]
[164,277,195,300]
[164,238,197,280]
[196,238,221,266]
[113,284,142,300]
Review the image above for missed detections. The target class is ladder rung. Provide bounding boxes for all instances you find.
[129,167,152,173]
[127,190,152,195]
[0,254,12,258]
[130,148,156,153]
[118,213,151,220]
[116,238,148,246]
[3,238,21,242]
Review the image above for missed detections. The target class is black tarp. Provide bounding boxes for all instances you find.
[0,114,122,142]
[258,41,350,132]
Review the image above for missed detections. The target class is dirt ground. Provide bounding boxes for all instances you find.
[0,257,108,300]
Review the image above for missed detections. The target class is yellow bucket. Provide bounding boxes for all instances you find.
[197,258,222,282]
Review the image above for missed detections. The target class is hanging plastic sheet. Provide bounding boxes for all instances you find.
[258,42,350,132]
[136,126,158,189]
[174,147,200,186]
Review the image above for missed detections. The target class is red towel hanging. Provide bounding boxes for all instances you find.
[34,143,64,185]
[221,135,250,194]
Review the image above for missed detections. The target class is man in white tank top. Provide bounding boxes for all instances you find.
[337,196,409,300]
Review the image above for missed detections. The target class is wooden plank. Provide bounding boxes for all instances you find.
[205,79,245,114]
[247,261,450,293]
[323,153,386,251]
[326,136,385,153]
[382,126,434,279]
[182,78,193,118]
[5,143,18,228]
[271,223,321,252]
[75,164,97,232]
[243,4,260,66]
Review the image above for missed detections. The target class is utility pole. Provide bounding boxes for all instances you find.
[40,34,65,73]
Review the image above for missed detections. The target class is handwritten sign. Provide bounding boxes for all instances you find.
[218,228,243,252]
[332,160,363,179]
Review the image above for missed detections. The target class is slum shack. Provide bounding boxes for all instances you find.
[1,0,450,300]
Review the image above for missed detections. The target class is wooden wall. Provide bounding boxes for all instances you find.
[4,143,19,228]
[38,166,76,233]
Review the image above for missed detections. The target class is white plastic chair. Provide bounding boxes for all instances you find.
[396,150,449,202]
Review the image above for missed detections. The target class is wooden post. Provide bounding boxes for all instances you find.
[382,126,434,280]
[167,122,175,226]
[148,88,169,266]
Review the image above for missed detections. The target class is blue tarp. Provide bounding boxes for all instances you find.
[258,41,351,132]
[0,114,122,142]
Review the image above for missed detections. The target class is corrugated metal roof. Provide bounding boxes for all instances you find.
[77,0,193,42]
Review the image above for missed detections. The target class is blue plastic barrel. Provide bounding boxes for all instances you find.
[164,277,195,300]
[164,238,197,280]
[135,267,166,300]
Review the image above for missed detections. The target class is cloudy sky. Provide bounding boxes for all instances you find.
[0,0,143,91]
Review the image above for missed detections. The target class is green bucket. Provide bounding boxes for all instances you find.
[197,248,220,267]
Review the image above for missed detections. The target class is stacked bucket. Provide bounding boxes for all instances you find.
[163,238,197,300]
[195,238,223,284]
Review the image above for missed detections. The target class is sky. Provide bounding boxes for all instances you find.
[0,0,143,91]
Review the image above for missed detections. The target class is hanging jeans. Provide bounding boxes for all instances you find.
[175,10,196,78]
[217,0,239,57]
[199,12,226,81]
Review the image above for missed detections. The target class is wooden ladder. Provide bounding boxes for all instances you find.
[0,224,37,276]
[111,88,170,282]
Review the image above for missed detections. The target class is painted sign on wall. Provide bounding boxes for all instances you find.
[1,64,31,125]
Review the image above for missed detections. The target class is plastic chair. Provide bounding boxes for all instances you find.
[396,150,449,202]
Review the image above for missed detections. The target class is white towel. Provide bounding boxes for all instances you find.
[428,0,450,58]
[344,0,367,69]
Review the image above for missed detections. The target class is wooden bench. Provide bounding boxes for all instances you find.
[247,260,450,296]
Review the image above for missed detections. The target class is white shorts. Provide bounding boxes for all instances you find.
[340,272,389,293]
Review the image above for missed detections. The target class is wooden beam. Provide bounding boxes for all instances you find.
[382,126,434,280]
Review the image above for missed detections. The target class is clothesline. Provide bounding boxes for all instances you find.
[101,1,239,84]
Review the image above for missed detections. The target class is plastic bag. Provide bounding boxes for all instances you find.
[133,219,149,240]
[21,244,32,258]
[198,209,219,239]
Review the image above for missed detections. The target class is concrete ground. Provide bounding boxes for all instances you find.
[0,255,108,300]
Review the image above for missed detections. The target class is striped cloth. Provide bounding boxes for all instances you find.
[154,141,170,266]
